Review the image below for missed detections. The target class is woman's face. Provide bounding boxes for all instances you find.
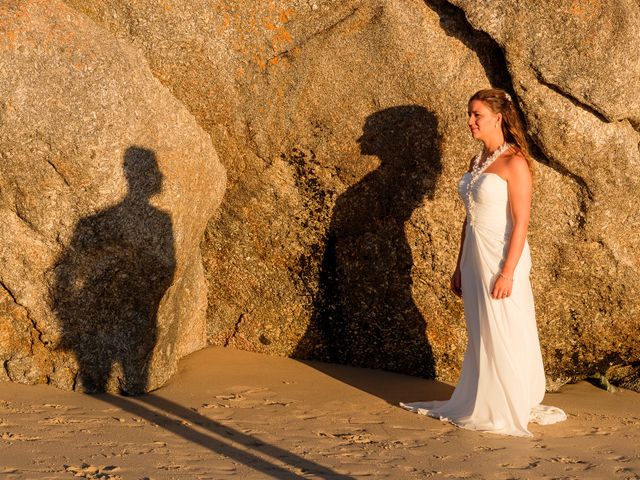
[467,99,500,141]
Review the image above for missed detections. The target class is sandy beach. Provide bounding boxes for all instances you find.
[1,346,639,479]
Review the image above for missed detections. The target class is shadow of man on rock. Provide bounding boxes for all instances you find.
[53,147,175,394]
[294,106,442,386]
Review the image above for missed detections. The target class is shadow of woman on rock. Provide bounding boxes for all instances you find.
[53,147,176,394]
[294,106,443,393]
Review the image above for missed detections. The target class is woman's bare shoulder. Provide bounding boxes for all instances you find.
[506,149,528,167]
[505,149,531,180]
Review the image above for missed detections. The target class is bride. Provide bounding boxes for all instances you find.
[400,88,567,437]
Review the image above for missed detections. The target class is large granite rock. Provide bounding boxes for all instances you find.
[6,0,639,391]
[0,0,226,393]
[65,0,508,382]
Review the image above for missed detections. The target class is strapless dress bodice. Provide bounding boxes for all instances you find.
[458,172,512,238]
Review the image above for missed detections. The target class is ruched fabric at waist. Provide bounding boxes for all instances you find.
[463,221,531,278]
[466,217,513,243]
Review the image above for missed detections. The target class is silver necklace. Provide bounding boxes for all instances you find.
[470,141,512,180]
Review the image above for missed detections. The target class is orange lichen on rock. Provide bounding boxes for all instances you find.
[279,7,295,24]
[566,0,599,20]
[253,54,266,71]
[271,25,292,48]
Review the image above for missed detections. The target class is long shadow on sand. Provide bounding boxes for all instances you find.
[295,357,455,408]
[99,394,355,479]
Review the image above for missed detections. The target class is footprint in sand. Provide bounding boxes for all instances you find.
[550,456,586,464]
[200,402,230,409]
[609,455,633,463]
[431,453,451,460]
[295,412,327,420]
[312,429,377,445]
[64,463,122,479]
[42,415,104,428]
[210,465,237,476]
[215,393,245,401]
[336,432,376,445]
[388,438,431,449]
[313,430,337,438]
[614,466,640,477]
[263,399,293,406]
[415,469,444,478]
[446,472,483,479]
[499,458,540,469]
[587,426,612,436]
[548,456,596,472]
[621,416,640,426]
[0,432,40,441]
[474,445,506,452]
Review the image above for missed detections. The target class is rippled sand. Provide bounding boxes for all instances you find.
[1,346,639,479]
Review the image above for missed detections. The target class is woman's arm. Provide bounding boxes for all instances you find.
[456,216,467,270]
[451,216,467,298]
[452,156,476,297]
[491,154,532,299]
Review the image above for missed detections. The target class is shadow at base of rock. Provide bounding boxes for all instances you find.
[292,357,455,407]
[98,394,355,480]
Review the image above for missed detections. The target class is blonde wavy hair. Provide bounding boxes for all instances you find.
[468,88,534,178]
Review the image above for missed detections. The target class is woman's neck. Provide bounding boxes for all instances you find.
[482,136,505,154]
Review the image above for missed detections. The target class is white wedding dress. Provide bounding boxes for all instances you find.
[400,170,566,437]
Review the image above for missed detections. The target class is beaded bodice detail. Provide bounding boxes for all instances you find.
[458,142,512,228]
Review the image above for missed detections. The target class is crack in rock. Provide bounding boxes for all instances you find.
[533,70,612,124]
[0,280,46,348]
[224,312,245,347]
[45,158,70,187]
[265,3,368,69]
